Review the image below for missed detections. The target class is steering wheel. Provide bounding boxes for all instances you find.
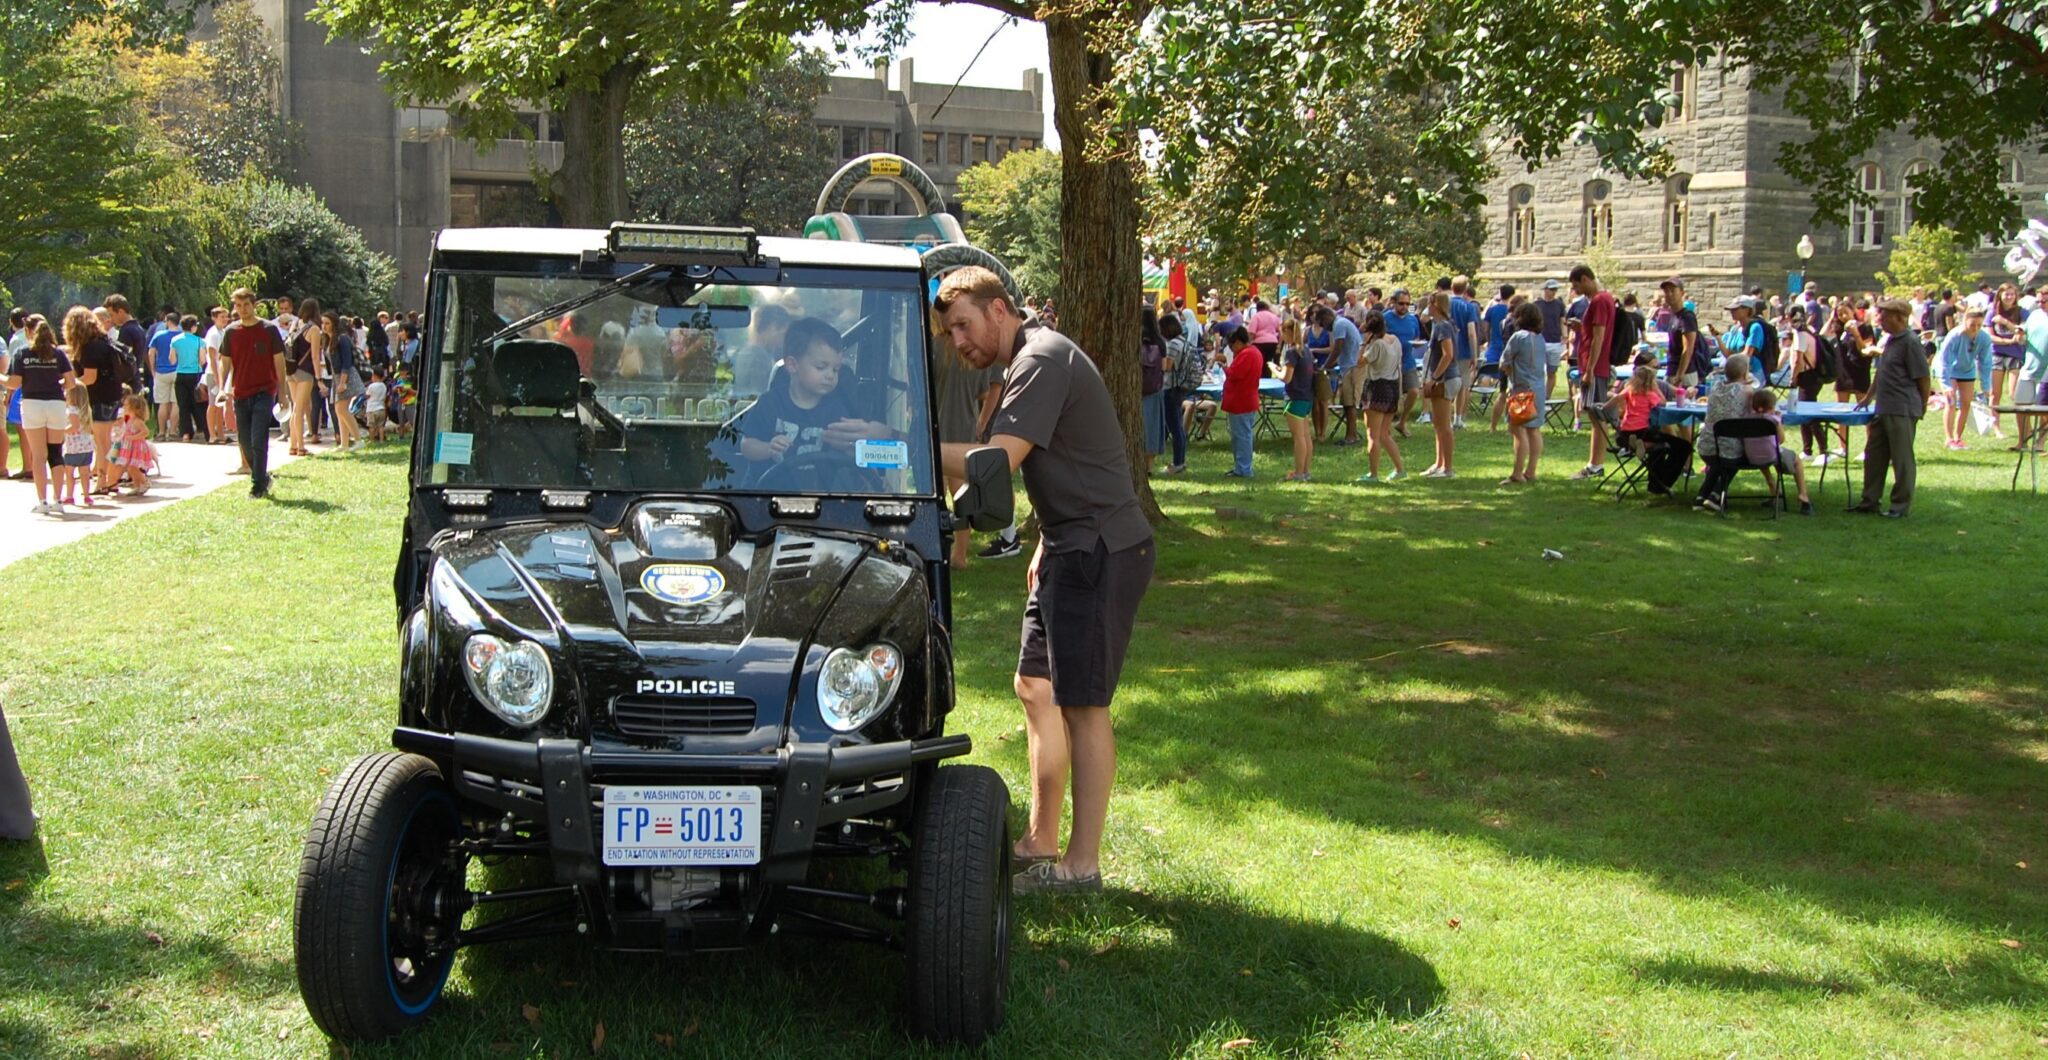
[751,447,885,493]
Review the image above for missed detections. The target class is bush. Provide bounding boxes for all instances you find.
[214,175,397,314]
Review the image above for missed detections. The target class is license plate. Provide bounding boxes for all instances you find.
[601,786,762,867]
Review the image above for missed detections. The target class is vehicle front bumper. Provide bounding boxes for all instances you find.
[391,726,972,887]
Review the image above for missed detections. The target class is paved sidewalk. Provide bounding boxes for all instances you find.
[0,435,329,573]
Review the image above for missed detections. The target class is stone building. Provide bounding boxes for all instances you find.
[232,5,1043,306]
[814,60,1046,216]
[1479,56,2048,312]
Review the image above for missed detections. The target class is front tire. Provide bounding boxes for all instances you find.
[903,764,1011,1044]
[294,752,468,1042]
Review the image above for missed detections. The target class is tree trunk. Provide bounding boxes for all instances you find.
[552,62,640,227]
[1045,13,1165,525]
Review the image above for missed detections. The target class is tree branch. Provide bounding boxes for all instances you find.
[922,0,1038,23]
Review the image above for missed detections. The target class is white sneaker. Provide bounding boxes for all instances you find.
[1452,418,1467,430]
[1416,413,1433,424]
[31,502,54,516]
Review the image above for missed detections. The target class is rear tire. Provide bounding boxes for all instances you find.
[294,752,467,1042]
[903,764,1011,1044]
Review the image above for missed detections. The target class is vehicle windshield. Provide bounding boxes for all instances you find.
[420,264,935,496]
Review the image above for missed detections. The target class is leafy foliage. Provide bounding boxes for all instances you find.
[130,0,298,184]
[0,32,177,286]
[1877,223,1983,297]
[958,149,1064,303]
[1143,86,1481,284]
[1120,1,2048,247]
[623,49,837,233]
[213,176,397,313]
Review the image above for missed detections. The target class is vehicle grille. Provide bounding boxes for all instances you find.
[610,696,758,738]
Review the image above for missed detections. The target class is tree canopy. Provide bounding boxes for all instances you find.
[1143,86,1482,284]
[1122,1,2048,245]
[958,149,1063,303]
[312,0,903,225]
[624,48,838,234]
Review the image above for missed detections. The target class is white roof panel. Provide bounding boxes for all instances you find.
[432,228,924,270]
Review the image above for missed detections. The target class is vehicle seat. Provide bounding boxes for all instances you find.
[484,339,588,483]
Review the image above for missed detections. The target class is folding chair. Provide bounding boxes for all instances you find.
[1701,417,1785,519]
[1600,433,1650,501]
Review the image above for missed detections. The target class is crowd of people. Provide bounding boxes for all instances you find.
[2,294,422,512]
[1133,268,2048,517]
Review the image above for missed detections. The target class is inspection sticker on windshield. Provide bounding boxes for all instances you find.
[434,431,473,466]
[603,786,762,866]
[854,439,908,469]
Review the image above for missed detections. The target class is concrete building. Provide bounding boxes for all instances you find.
[232,6,1042,306]
[814,60,1046,216]
[1479,56,2048,312]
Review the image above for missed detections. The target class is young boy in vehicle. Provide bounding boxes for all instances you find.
[737,318,893,468]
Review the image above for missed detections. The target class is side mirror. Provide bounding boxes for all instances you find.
[952,446,1014,533]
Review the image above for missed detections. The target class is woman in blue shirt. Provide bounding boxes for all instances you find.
[1938,307,1991,451]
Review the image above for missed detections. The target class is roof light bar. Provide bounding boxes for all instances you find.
[606,223,759,267]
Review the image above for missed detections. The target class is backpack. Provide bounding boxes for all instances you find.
[1606,306,1641,366]
[1809,330,1838,385]
[103,335,137,388]
[1754,320,1782,376]
[1139,339,1164,395]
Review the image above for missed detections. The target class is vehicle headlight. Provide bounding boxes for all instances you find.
[817,643,904,732]
[461,634,555,727]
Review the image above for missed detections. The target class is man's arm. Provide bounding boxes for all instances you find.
[1676,331,1696,380]
[1585,326,1609,367]
[940,433,1033,481]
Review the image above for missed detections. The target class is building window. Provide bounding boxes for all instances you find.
[1016,137,1037,152]
[1665,175,1691,251]
[1851,163,1886,249]
[2001,154,2023,188]
[992,137,1012,162]
[869,127,892,155]
[1667,65,1696,123]
[1706,212,1718,250]
[922,132,939,166]
[1900,159,1930,231]
[841,127,863,160]
[1506,184,1535,254]
[1582,180,1613,248]
[971,134,989,164]
[449,179,559,229]
[947,133,965,166]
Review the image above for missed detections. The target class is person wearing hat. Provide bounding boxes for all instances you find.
[1852,298,1930,518]
[1706,296,1764,371]
[1660,278,1701,388]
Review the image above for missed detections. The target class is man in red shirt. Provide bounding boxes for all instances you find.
[218,287,289,498]
[1219,327,1264,477]
[1568,265,1617,480]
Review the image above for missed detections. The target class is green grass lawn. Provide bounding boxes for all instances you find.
[2,419,2045,1058]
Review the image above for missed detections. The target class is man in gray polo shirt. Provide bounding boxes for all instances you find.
[1853,298,1931,518]
[936,266,1154,894]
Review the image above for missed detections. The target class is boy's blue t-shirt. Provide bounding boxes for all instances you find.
[740,385,852,461]
[170,332,206,374]
[1450,296,1480,361]
[149,328,179,374]
[1482,301,1511,363]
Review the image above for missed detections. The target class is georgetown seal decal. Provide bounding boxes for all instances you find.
[640,563,726,605]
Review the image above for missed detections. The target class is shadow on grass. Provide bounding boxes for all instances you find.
[339,889,1441,1058]
[263,496,341,513]
[1635,949,2045,1009]
[0,860,294,1057]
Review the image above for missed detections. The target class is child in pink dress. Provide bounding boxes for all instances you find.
[108,393,155,495]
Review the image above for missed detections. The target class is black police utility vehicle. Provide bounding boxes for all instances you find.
[293,224,1017,1045]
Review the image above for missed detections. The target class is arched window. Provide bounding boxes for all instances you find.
[1665,175,1691,251]
[1582,180,1613,248]
[1851,163,1886,249]
[1900,159,1930,232]
[1667,65,1697,123]
[1507,184,1536,253]
[2001,154,2023,188]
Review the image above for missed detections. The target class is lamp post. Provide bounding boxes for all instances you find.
[1792,234,1815,298]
